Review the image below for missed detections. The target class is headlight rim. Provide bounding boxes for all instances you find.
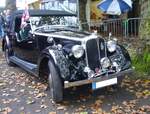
[107,40,117,52]
[100,57,110,68]
[71,45,84,58]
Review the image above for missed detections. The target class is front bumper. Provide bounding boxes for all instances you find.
[64,68,133,88]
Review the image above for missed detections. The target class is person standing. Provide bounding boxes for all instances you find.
[5,9,12,33]
[0,13,5,39]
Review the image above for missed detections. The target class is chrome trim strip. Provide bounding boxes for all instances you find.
[96,38,101,67]
[104,40,107,57]
[49,49,57,64]
[33,31,100,42]
[82,41,89,67]
[34,32,83,41]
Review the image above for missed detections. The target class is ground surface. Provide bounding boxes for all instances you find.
[0,45,150,114]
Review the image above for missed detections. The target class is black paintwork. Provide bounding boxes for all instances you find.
[9,56,37,76]
[2,9,132,82]
[13,10,77,18]
[86,39,100,70]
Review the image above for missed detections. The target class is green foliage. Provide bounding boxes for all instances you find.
[132,46,150,75]
[135,3,150,77]
[140,19,150,39]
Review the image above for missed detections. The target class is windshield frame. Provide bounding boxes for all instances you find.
[29,15,78,32]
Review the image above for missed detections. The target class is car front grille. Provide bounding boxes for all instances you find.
[86,38,106,70]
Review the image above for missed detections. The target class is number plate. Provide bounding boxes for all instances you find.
[92,78,117,90]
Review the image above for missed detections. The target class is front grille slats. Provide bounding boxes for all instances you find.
[86,38,106,71]
[86,39,99,70]
[99,39,106,58]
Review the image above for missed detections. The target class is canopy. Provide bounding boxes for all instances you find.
[97,0,132,15]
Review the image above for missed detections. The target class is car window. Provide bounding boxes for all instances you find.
[30,16,78,31]
[19,22,31,41]
[14,15,78,41]
[14,17,31,42]
[14,17,21,33]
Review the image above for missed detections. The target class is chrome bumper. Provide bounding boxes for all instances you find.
[64,68,133,88]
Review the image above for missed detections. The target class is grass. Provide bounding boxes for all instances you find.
[131,46,150,78]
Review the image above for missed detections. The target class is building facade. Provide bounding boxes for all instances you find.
[18,0,147,22]
[40,0,77,13]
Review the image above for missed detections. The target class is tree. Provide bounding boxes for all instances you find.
[78,0,89,31]
[5,0,16,11]
[133,0,150,75]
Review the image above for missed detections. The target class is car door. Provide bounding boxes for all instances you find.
[17,34,38,63]
[12,17,38,64]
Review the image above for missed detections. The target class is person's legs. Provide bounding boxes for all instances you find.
[0,25,2,39]
[0,32,2,51]
[1,27,4,38]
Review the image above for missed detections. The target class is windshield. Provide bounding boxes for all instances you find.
[30,16,78,31]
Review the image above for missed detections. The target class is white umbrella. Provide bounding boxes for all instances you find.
[97,0,132,15]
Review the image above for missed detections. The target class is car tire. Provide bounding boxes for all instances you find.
[4,44,14,66]
[48,60,63,102]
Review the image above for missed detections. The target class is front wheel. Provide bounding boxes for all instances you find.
[4,44,14,66]
[48,60,63,102]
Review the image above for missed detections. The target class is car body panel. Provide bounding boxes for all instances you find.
[2,9,132,89]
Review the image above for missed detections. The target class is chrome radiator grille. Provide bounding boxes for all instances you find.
[86,38,106,70]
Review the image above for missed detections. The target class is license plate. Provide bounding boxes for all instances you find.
[92,78,117,90]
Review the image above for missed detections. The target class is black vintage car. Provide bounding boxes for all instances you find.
[2,9,132,102]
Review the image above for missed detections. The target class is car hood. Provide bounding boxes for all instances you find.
[33,28,99,42]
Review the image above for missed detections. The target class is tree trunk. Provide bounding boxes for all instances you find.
[79,0,89,31]
[128,0,140,18]
[5,0,16,11]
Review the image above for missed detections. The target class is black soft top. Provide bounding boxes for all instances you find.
[7,10,76,32]
[13,9,76,17]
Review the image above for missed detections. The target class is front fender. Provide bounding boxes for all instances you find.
[38,48,70,79]
[117,45,132,70]
[119,45,131,62]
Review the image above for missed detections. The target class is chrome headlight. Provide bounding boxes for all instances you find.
[101,57,110,68]
[72,45,84,58]
[113,62,121,72]
[107,40,117,52]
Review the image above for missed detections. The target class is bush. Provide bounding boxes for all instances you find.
[134,5,150,77]
[132,45,150,76]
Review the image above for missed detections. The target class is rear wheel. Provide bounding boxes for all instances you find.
[48,60,63,102]
[4,44,14,66]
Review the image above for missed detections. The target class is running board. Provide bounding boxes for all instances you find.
[9,56,38,76]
